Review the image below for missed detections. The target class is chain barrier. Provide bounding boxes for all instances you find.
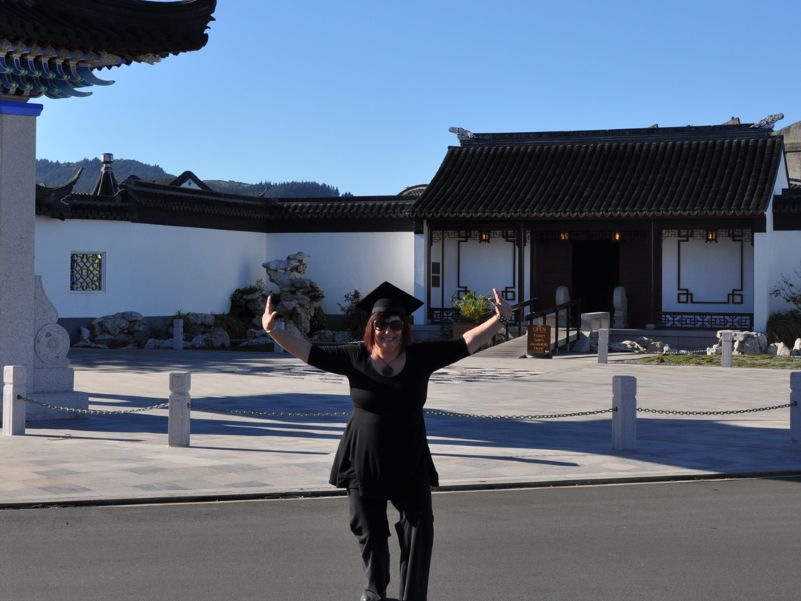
[18,394,169,416]
[17,394,797,421]
[192,405,351,418]
[423,408,614,420]
[637,401,795,417]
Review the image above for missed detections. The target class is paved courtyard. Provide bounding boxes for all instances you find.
[2,345,801,507]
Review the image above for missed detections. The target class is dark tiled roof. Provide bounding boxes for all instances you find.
[167,171,213,191]
[0,0,216,60]
[412,125,783,220]
[276,196,414,220]
[773,188,801,214]
[772,187,801,230]
[36,178,276,228]
[36,179,414,231]
[123,180,276,220]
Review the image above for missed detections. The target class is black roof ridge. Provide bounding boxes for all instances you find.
[278,195,409,203]
[123,179,276,204]
[461,124,771,147]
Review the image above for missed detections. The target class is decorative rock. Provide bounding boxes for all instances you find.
[793,338,801,357]
[185,312,215,328]
[708,331,768,356]
[604,336,664,354]
[310,330,352,344]
[262,252,325,336]
[776,342,791,357]
[189,328,230,349]
[99,316,129,336]
[768,343,779,356]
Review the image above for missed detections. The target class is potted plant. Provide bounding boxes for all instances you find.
[450,290,492,339]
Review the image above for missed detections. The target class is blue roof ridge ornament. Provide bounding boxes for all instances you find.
[448,127,474,143]
[751,113,784,130]
[0,0,216,99]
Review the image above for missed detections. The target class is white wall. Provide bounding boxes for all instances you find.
[755,152,793,331]
[35,217,266,318]
[265,231,416,316]
[661,232,754,313]
[431,233,522,308]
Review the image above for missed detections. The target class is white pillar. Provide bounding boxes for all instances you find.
[168,371,191,447]
[612,375,637,451]
[721,330,733,368]
[173,319,184,351]
[0,100,42,391]
[598,328,609,364]
[791,372,801,444]
[3,365,26,435]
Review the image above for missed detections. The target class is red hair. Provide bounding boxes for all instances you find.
[363,312,414,353]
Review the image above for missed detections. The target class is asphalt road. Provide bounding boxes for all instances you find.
[2,478,801,601]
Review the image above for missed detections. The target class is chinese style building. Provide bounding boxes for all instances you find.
[0,0,215,419]
[35,117,801,340]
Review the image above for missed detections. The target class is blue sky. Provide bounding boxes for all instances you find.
[35,0,801,196]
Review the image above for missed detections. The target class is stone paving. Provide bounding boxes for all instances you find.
[2,346,801,507]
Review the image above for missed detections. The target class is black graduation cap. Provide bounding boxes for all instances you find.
[357,281,423,316]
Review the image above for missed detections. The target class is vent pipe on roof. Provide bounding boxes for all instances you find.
[91,153,119,196]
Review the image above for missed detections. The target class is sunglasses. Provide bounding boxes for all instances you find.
[374,319,404,332]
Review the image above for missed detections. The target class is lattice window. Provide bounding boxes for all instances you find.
[70,252,104,292]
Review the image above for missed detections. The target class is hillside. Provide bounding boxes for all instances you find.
[36,158,342,198]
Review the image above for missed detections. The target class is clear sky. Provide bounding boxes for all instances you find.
[35,0,801,196]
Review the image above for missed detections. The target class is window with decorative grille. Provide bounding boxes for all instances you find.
[70,252,104,292]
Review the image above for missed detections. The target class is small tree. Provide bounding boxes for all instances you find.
[771,266,801,314]
[338,289,364,339]
[451,290,492,323]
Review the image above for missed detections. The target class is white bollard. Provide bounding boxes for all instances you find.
[173,319,184,351]
[791,372,801,444]
[612,375,637,451]
[721,330,733,368]
[598,328,609,364]
[3,365,27,436]
[168,371,191,447]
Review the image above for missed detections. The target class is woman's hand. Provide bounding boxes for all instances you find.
[261,295,279,332]
[489,288,512,321]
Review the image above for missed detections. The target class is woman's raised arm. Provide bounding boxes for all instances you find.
[261,295,312,363]
[461,288,513,354]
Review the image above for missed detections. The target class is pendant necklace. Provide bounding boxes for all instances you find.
[375,353,401,376]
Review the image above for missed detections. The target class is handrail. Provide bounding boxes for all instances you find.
[524,299,582,355]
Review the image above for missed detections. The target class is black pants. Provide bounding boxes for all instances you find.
[347,478,434,601]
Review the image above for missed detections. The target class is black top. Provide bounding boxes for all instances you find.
[308,339,470,497]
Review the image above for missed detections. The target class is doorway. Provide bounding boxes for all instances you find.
[572,240,620,313]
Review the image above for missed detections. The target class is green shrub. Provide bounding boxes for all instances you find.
[338,289,364,339]
[766,311,801,346]
[309,305,328,333]
[173,310,198,335]
[229,280,267,321]
[451,290,491,323]
[214,313,249,339]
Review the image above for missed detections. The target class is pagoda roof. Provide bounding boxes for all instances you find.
[411,124,783,220]
[36,176,414,233]
[0,0,216,99]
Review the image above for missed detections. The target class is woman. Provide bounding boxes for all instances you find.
[262,281,512,601]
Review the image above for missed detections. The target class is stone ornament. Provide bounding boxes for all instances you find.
[34,323,71,366]
[262,252,325,336]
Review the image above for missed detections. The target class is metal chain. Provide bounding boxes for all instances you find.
[423,408,614,420]
[16,395,796,421]
[637,401,795,417]
[192,405,351,418]
[19,395,169,416]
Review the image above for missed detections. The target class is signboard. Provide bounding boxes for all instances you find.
[527,324,552,358]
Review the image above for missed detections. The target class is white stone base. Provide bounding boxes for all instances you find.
[25,391,89,421]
